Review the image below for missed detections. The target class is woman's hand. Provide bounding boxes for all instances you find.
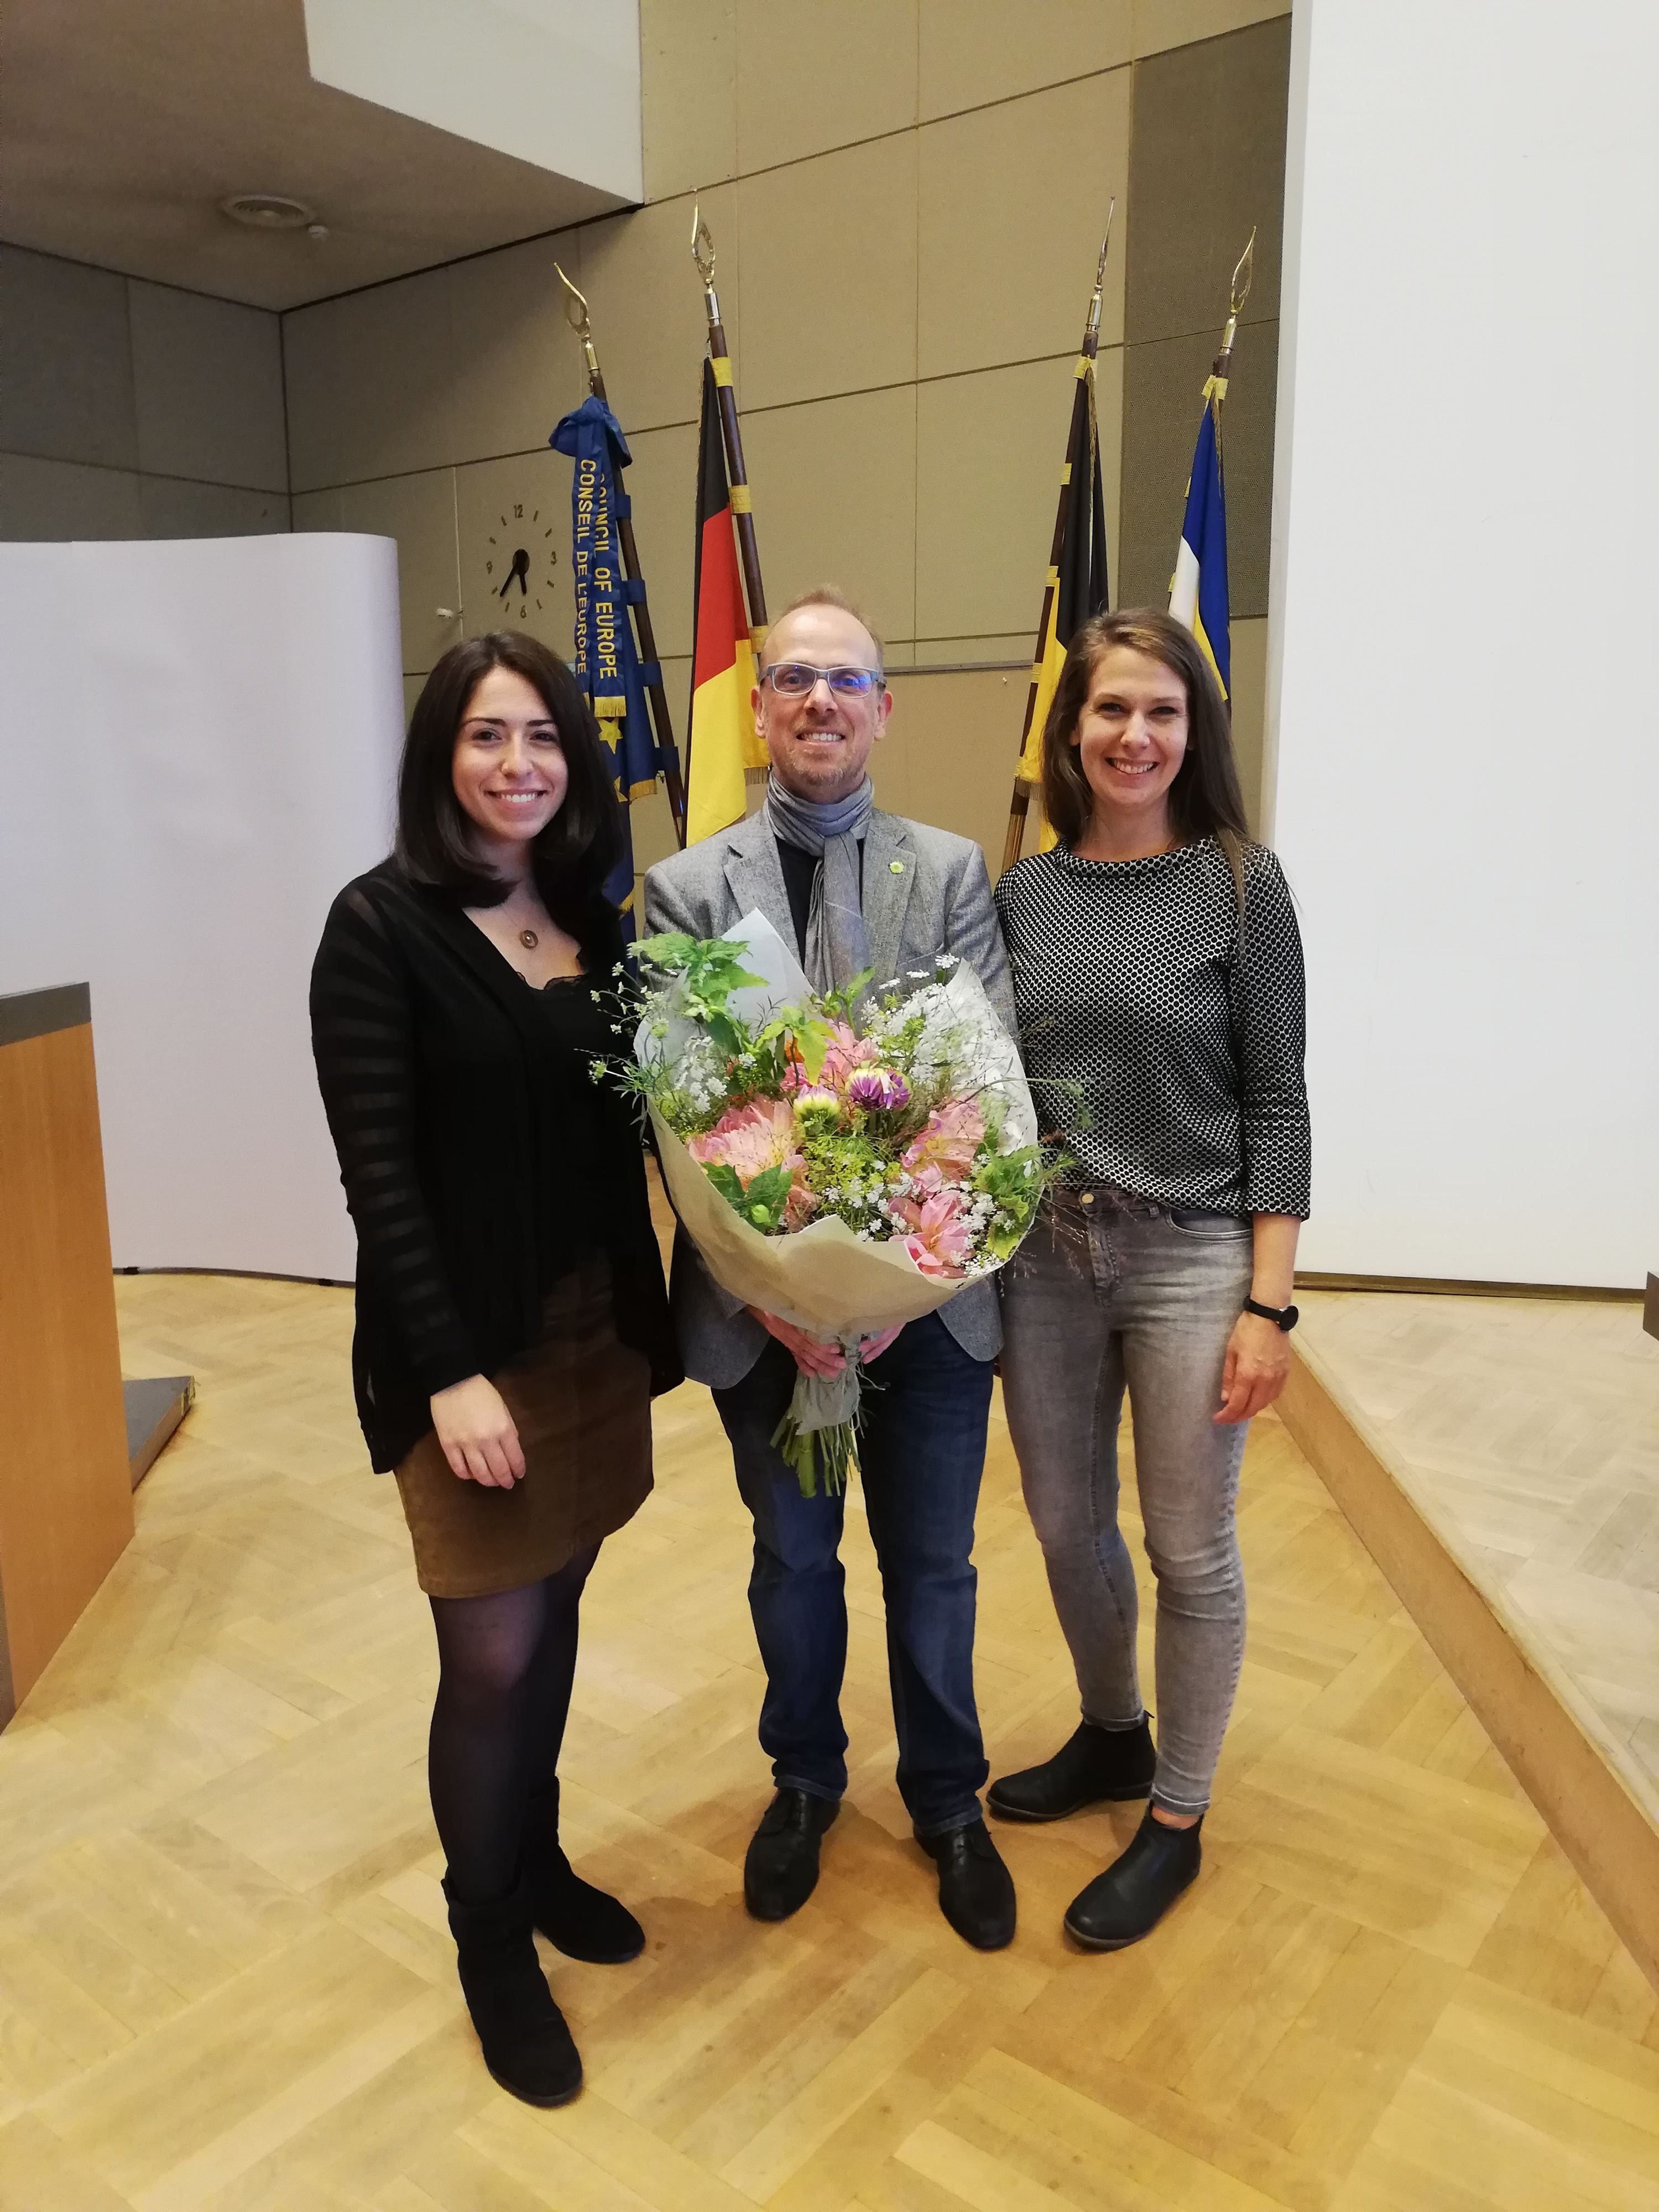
[1213,1311,1291,1425]
[748,1307,846,1379]
[858,1323,902,1364]
[430,1374,526,1485]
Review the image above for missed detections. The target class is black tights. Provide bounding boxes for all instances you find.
[427,1542,598,1904]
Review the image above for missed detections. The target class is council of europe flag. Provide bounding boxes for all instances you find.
[550,394,669,928]
[1169,385,1231,700]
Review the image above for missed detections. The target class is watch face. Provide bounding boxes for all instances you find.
[484,506,559,617]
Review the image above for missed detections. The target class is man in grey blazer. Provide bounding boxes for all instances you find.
[643,586,1017,1950]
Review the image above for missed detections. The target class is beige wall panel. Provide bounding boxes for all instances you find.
[446,233,592,466]
[0,452,142,540]
[640,0,738,200]
[128,283,288,493]
[901,634,1032,665]
[878,668,1026,871]
[578,186,739,437]
[734,135,918,411]
[402,672,425,724]
[614,420,700,664]
[734,0,919,174]
[1133,0,1290,59]
[919,1,1131,121]
[455,447,575,658]
[291,487,345,531]
[337,469,460,675]
[915,346,1120,643]
[740,384,917,646]
[1228,613,1266,834]
[917,71,1130,379]
[0,247,136,471]
[137,478,288,538]
[284,272,460,493]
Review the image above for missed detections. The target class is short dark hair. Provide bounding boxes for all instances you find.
[394,632,624,941]
[1039,608,1249,860]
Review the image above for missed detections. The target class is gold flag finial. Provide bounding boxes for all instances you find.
[1085,198,1117,344]
[1229,228,1256,320]
[553,261,601,385]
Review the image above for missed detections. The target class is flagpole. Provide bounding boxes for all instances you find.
[691,206,769,650]
[1205,229,1256,467]
[554,265,688,848]
[1000,205,1114,877]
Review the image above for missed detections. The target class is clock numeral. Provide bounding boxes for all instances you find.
[484,560,493,576]
[513,502,524,519]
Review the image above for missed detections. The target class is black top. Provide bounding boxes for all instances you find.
[310,861,679,1472]
[994,838,1311,1218]
[776,837,865,959]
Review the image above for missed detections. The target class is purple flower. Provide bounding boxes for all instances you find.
[847,1065,910,1112]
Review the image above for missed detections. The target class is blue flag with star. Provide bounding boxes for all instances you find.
[549,395,668,931]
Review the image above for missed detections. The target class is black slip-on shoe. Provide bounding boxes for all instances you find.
[744,1788,840,1921]
[1063,1807,1202,1951]
[918,1817,1017,1950]
[522,1780,644,1964]
[987,1719,1157,1823]
[444,1874,583,2107]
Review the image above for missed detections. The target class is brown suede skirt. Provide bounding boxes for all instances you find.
[393,1255,653,1598]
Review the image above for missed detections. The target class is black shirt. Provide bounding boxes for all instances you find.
[310,862,679,1470]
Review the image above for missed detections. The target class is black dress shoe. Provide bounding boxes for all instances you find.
[987,1719,1156,1822]
[1063,1807,1202,1950]
[522,1781,644,1964]
[918,1818,1016,1950]
[744,1788,839,1921]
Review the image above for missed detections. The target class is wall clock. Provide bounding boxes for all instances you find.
[483,504,559,618]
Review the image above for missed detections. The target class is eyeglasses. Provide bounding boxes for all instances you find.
[759,662,884,697]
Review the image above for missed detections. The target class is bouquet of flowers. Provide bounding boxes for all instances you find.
[602,910,1048,1495]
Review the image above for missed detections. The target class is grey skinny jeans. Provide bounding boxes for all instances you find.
[999,1189,1254,1816]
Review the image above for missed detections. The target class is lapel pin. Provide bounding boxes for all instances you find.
[890,860,905,874]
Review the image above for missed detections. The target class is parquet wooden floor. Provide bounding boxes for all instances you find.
[1296,1291,1659,1827]
[3,1272,1658,2210]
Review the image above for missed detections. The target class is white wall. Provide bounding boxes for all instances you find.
[303,0,642,203]
[0,535,403,1280]
[1266,0,1659,1287]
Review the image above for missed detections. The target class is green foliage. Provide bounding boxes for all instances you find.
[703,1159,795,1232]
[971,1143,1045,1260]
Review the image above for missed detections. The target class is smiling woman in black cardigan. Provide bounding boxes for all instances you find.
[310,632,679,2110]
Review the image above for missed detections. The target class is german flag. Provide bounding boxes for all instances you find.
[1017,353,1109,843]
[685,361,765,842]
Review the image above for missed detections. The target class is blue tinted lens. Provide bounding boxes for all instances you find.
[827,667,880,694]
[766,662,881,695]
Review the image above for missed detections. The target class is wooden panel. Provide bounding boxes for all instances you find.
[1279,1338,1659,1994]
[0,1020,132,1716]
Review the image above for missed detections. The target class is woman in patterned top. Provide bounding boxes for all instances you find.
[311,634,679,2107]
[988,609,1310,1949]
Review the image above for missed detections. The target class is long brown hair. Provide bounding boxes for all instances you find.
[1039,609,1249,884]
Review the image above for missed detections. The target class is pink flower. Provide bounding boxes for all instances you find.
[901,1097,985,1182]
[688,1100,817,1229]
[895,1188,974,1277]
[785,1021,879,1094]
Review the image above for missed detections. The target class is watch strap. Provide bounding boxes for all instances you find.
[1243,1296,1299,1332]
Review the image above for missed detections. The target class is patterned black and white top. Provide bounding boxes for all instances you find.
[994,838,1311,1218]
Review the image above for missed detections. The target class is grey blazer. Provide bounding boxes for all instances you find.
[642,805,1018,1387]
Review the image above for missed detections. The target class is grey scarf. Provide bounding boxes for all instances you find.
[763,775,875,995]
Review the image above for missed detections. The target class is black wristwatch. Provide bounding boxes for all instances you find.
[1243,1297,1299,1332]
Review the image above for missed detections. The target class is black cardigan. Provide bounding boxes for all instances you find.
[310,861,680,1471]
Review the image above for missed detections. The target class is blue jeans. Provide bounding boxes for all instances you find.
[713,1312,994,1836]
[999,1191,1254,1817]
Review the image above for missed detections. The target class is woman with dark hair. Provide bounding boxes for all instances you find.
[989,609,1310,1949]
[310,632,680,2106]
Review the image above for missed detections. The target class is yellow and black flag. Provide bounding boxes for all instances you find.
[685,359,766,843]
[1016,353,1110,806]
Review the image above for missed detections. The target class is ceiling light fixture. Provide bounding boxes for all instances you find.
[219,193,316,232]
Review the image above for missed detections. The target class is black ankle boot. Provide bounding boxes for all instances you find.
[522,1781,644,1964]
[987,1718,1156,1822]
[444,1874,583,2106]
[1063,1807,1202,1950]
